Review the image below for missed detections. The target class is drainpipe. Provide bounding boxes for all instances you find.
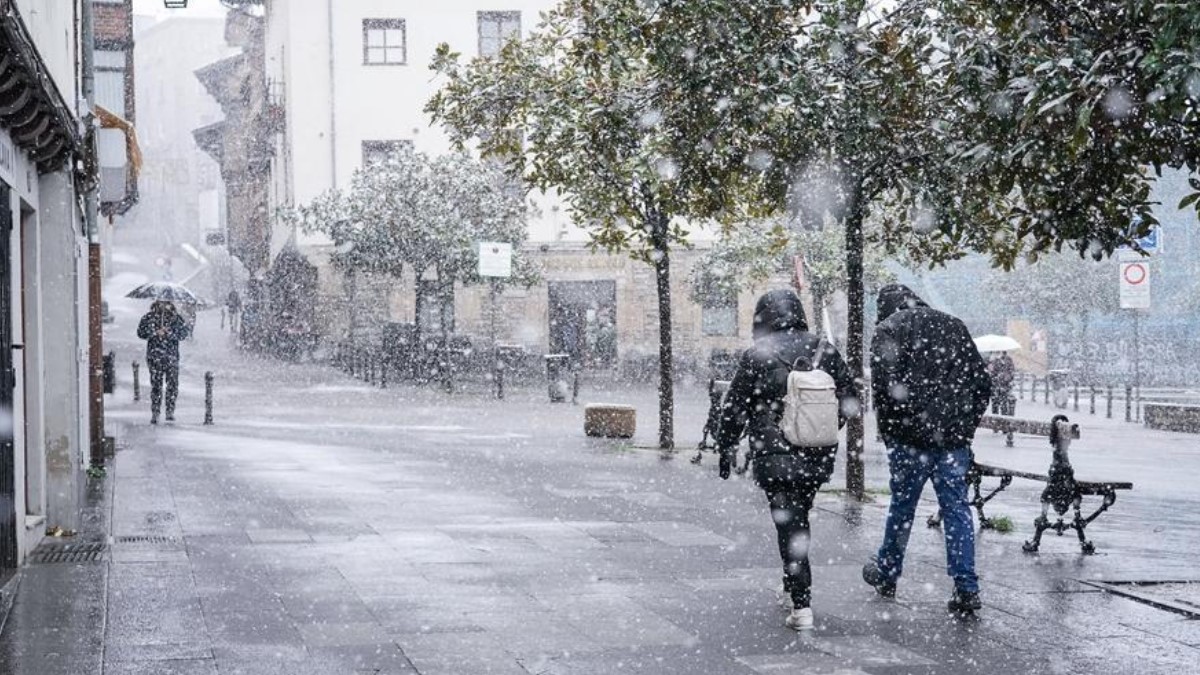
[327,0,337,189]
[81,0,105,466]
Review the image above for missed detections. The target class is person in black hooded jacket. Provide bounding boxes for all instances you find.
[137,300,191,424]
[862,284,992,615]
[716,289,857,631]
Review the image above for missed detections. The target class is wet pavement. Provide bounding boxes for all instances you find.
[2,307,1200,674]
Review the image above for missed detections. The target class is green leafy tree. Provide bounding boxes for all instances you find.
[427,1,764,450]
[939,1,1200,251]
[295,148,535,338]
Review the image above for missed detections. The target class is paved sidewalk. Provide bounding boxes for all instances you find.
[2,314,1199,674]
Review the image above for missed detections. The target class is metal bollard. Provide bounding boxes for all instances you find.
[380,359,387,389]
[1018,375,1025,400]
[1044,378,1050,405]
[132,361,141,402]
[1030,377,1038,402]
[572,371,580,405]
[204,372,214,425]
[1073,382,1079,412]
[1125,385,1132,422]
[1106,386,1113,419]
[1089,386,1096,415]
[495,361,505,400]
[369,354,376,385]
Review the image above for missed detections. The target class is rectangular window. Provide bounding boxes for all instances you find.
[478,11,520,57]
[361,140,413,167]
[701,289,738,337]
[363,18,406,65]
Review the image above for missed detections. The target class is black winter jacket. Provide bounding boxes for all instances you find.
[716,290,858,462]
[870,284,992,451]
[137,307,191,368]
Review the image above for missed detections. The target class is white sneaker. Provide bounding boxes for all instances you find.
[785,607,814,631]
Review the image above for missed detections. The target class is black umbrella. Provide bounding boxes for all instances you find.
[125,281,213,308]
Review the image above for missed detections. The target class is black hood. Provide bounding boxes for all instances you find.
[753,289,808,339]
[876,284,928,324]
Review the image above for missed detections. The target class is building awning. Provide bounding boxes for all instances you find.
[95,104,142,179]
[0,1,84,173]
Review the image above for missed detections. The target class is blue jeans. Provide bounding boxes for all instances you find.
[876,444,979,593]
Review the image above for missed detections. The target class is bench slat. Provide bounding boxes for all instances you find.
[978,415,1080,438]
[973,462,1131,490]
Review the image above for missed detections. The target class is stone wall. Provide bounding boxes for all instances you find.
[309,243,789,370]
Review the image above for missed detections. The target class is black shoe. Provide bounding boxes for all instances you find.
[948,589,982,615]
[165,412,175,422]
[151,414,159,425]
[862,559,896,598]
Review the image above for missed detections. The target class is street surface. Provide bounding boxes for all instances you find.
[2,297,1199,674]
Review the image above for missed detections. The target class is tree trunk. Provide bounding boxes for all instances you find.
[844,189,866,501]
[651,213,675,451]
[812,288,827,338]
[412,267,425,338]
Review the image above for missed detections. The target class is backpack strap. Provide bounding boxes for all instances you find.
[773,336,827,373]
[809,337,827,371]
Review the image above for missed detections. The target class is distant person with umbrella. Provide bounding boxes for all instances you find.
[137,300,191,424]
[987,351,1016,416]
[226,289,242,335]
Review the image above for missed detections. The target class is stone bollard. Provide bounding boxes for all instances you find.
[132,361,141,402]
[204,372,214,425]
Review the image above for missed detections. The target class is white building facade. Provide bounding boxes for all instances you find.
[2,0,94,569]
[257,1,753,368]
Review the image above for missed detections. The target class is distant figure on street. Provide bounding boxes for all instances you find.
[226,289,242,335]
[136,300,191,424]
[716,290,857,631]
[863,284,992,616]
[987,351,1016,416]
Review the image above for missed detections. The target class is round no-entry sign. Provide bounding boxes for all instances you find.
[1122,262,1147,285]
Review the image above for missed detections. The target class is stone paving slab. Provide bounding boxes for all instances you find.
[4,314,1200,674]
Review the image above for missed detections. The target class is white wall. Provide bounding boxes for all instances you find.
[267,0,606,249]
[13,0,79,107]
[36,172,89,534]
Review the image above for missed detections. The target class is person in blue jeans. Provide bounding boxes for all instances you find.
[862,285,992,615]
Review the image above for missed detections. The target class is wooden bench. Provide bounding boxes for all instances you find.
[929,415,1133,555]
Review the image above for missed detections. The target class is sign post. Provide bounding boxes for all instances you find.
[479,242,513,397]
[1119,260,1150,422]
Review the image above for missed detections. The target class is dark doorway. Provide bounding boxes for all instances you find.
[0,181,17,569]
[548,281,617,367]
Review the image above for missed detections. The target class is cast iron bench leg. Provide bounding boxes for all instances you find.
[1071,497,1096,555]
[1023,504,1052,553]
